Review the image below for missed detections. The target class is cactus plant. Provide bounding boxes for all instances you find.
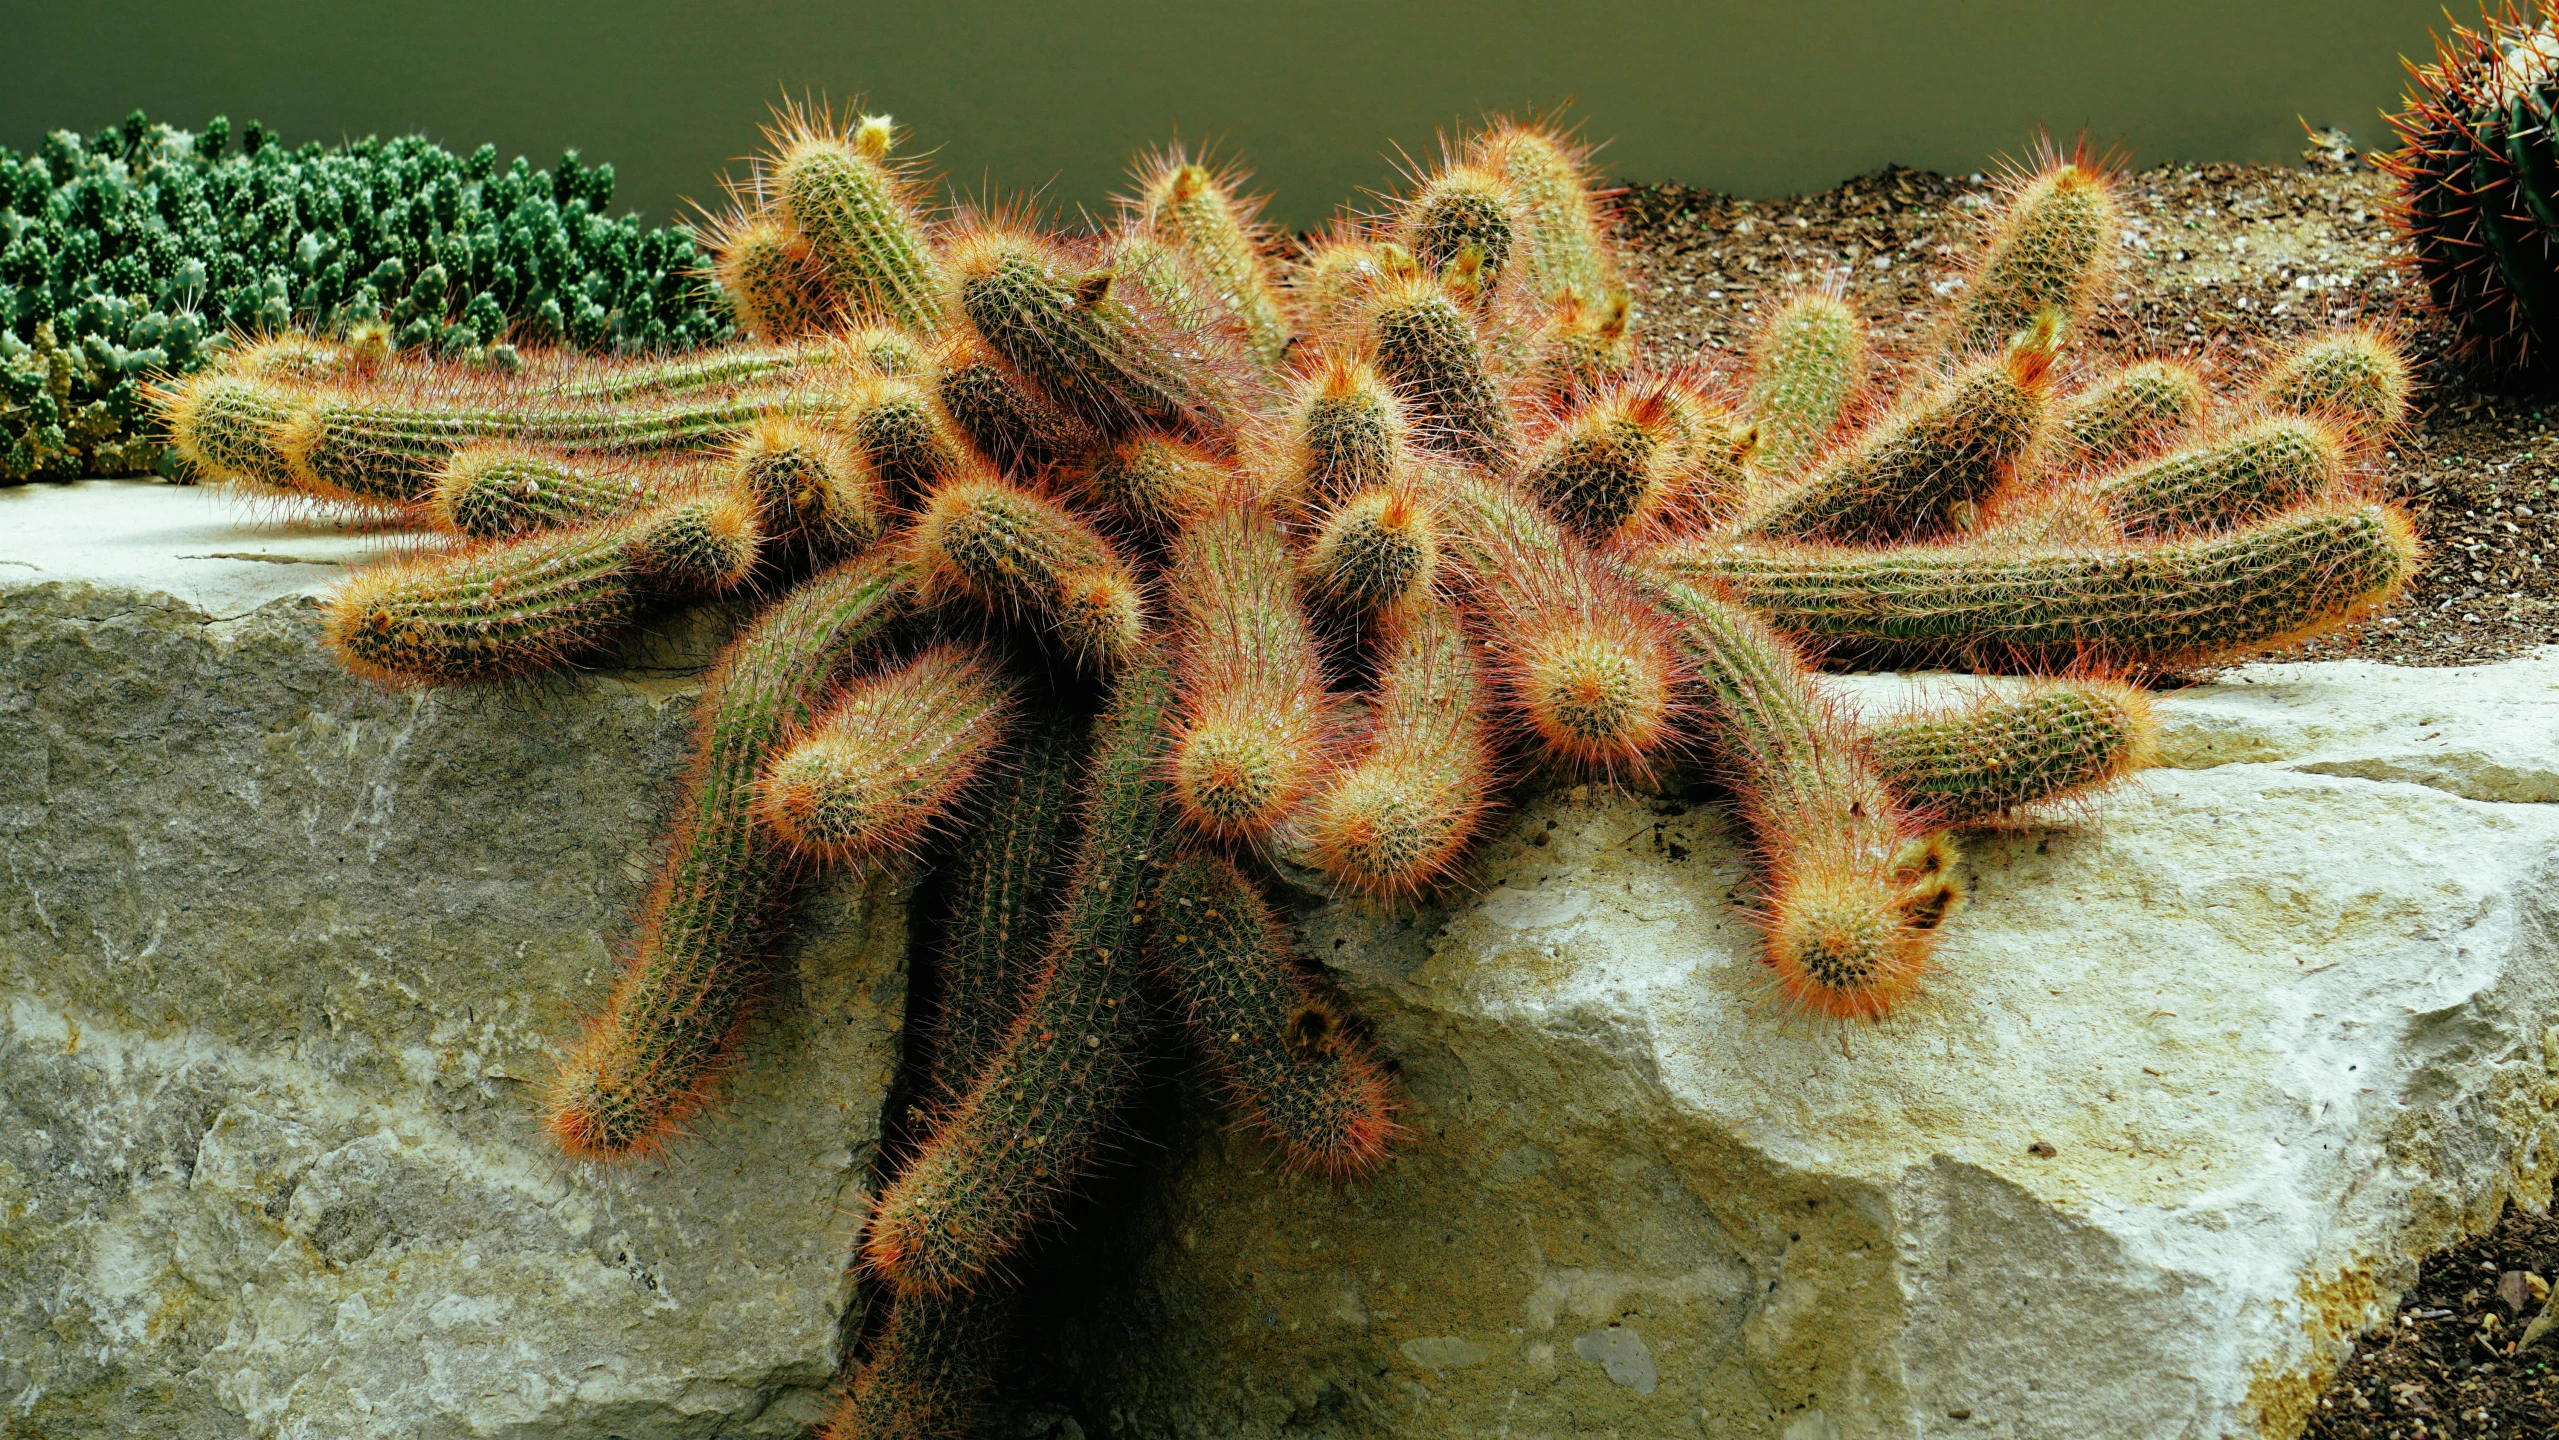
[1946,151,2120,356]
[758,642,1017,867]
[186,107,2435,1422]
[2383,8,2559,376]
[1128,151,1292,368]
[862,655,1178,1297]
[1149,852,1399,1174]
[3,110,729,481]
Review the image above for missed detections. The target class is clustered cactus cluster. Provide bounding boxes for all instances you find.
[0,109,731,480]
[157,105,2418,1438]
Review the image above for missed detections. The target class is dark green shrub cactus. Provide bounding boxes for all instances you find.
[0,109,732,480]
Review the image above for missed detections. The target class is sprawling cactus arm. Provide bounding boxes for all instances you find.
[930,332,1107,477]
[1743,291,1868,479]
[1279,351,1409,505]
[1401,163,1520,291]
[1071,432,1232,531]
[950,223,1237,443]
[266,384,823,508]
[1524,381,1743,540]
[159,374,298,488]
[725,418,887,570]
[1304,485,1440,614]
[1530,291,1636,396]
[1650,501,2418,669]
[1430,471,1680,774]
[1135,156,1292,368]
[324,494,758,686]
[759,644,1017,869]
[1148,853,1398,1174]
[863,655,1179,1297]
[2085,417,2345,537]
[1363,276,1517,470]
[1739,316,2059,544]
[1476,122,1623,311]
[429,445,675,539]
[840,374,970,493]
[1167,500,1333,841]
[1864,681,2157,826]
[2044,359,2206,477]
[1638,575,1953,1020]
[820,1287,1012,1440]
[1303,599,1492,897]
[543,553,911,1160]
[772,111,946,332]
[1285,229,1409,336]
[1949,157,2119,356]
[2256,327,2411,449]
[908,467,1147,669]
[929,714,1087,1104]
[704,208,828,341]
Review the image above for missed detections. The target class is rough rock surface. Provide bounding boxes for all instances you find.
[11,483,2559,1440]
[1044,655,2559,1440]
[0,483,907,1440]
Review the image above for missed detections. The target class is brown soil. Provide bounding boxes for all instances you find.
[1613,142,2558,668]
[2297,1197,2559,1439]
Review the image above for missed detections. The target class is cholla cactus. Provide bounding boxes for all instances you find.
[153,103,2426,1437]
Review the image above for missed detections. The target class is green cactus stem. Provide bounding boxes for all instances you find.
[269,385,818,508]
[325,493,760,686]
[428,446,674,539]
[819,1288,1012,1440]
[1401,164,1519,291]
[1863,680,2157,826]
[2044,359,2206,476]
[1738,314,2060,544]
[2085,417,2345,537]
[1365,275,1516,470]
[840,373,969,493]
[705,208,827,342]
[930,332,1107,476]
[772,111,945,332]
[1477,122,1622,311]
[1303,599,1491,896]
[724,418,887,570]
[1949,157,2119,356]
[1148,853,1398,1175]
[910,467,1147,669]
[1168,500,1333,841]
[543,552,912,1160]
[951,224,1237,443]
[2257,327,2411,449]
[1135,156,1292,367]
[161,373,299,488]
[1523,382,1742,539]
[758,643,1016,868]
[1742,291,1868,479]
[862,654,1178,1297]
[1648,501,2419,669]
[1429,470,1678,774]
[928,713,1086,1102]
[1636,574,1950,1021]
[1303,485,1440,614]
[1279,351,1409,505]
[1071,432,1233,531]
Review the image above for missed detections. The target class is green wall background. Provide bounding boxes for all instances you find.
[2,1,2451,228]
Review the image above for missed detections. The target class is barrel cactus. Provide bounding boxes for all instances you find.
[2383,5,2559,376]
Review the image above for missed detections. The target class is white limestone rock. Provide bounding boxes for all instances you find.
[0,482,904,1440]
[1050,654,2559,1440]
